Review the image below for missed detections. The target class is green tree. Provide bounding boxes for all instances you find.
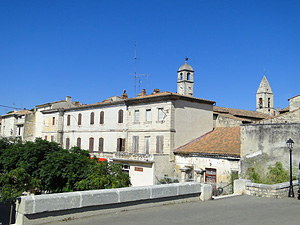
[74,161,130,191]
[0,138,130,202]
[0,167,40,203]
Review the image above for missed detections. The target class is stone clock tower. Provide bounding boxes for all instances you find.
[177,59,194,96]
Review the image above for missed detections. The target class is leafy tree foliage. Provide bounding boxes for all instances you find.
[0,138,130,202]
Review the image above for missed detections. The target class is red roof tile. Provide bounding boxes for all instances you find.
[175,127,241,157]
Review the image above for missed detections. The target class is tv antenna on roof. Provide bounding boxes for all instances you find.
[131,41,149,96]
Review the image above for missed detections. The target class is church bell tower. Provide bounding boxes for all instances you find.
[177,58,194,96]
[256,75,275,115]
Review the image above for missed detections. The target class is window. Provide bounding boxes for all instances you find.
[78,113,82,126]
[132,136,139,153]
[52,117,55,126]
[158,108,164,121]
[145,136,150,154]
[18,126,21,136]
[259,98,263,109]
[268,98,270,108]
[99,137,104,152]
[100,111,104,124]
[146,109,151,122]
[51,136,54,142]
[45,135,47,140]
[187,73,190,80]
[77,137,81,148]
[180,73,183,80]
[67,115,71,126]
[117,138,126,152]
[118,109,123,123]
[90,112,94,125]
[156,135,164,153]
[66,138,70,150]
[89,137,94,152]
[134,110,139,122]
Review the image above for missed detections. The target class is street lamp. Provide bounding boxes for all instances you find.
[286,138,294,198]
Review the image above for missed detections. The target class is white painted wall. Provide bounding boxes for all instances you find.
[175,155,239,184]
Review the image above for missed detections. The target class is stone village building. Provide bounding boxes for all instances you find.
[1,61,299,188]
[0,61,216,186]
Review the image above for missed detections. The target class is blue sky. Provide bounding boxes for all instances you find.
[0,0,299,115]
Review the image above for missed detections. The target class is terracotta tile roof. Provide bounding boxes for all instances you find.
[175,127,241,158]
[213,106,271,120]
[8,109,32,116]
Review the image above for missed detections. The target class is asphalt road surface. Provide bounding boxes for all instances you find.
[51,195,300,225]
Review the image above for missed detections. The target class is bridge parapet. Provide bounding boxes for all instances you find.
[15,182,212,225]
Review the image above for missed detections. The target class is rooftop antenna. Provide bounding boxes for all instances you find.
[131,41,150,96]
[134,41,137,96]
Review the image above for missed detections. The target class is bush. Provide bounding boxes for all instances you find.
[246,162,291,184]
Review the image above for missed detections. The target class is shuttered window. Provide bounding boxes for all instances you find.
[67,115,71,126]
[99,138,104,152]
[146,109,151,122]
[145,136,150,154]
[77,137,81,148]
[66,138,70,150]
[118,109,123,123]
[134,110,139,122]
[132,136,139,153]
[90,112,94,125]
[89,137,94,152]
[156,136,164,153]
[158,108,164,121]
[100,111,104,124]
[117,138,126,152]
[78,113,82,125]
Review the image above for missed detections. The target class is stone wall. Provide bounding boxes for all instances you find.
[234,179,299,198]
[15,182,212,225]
[240,123,300,175]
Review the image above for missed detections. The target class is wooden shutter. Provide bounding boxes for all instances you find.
[156,136,164,153]
[67,115,70,126]
[89,137,94,152]
[117,138,121,151]
[118,109,123,123]
[145,136,150,154]
[121,138,126,152]
[78,113,82,125]
[66,138,70,150]
[100,111,104,124]
[146,109,151,122]
[99,138,104,152]
[77,138,81,148]
[132,136,139,153]
[90,112,94,124]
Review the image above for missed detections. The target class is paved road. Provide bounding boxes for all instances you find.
[51,195,300,225]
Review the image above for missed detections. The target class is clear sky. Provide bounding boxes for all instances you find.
[0,0,299,115]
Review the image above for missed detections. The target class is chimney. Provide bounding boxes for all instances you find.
[66,96,72,103]
[137,89,146,97]
[153,89,160,94]
[121,90,128,99]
